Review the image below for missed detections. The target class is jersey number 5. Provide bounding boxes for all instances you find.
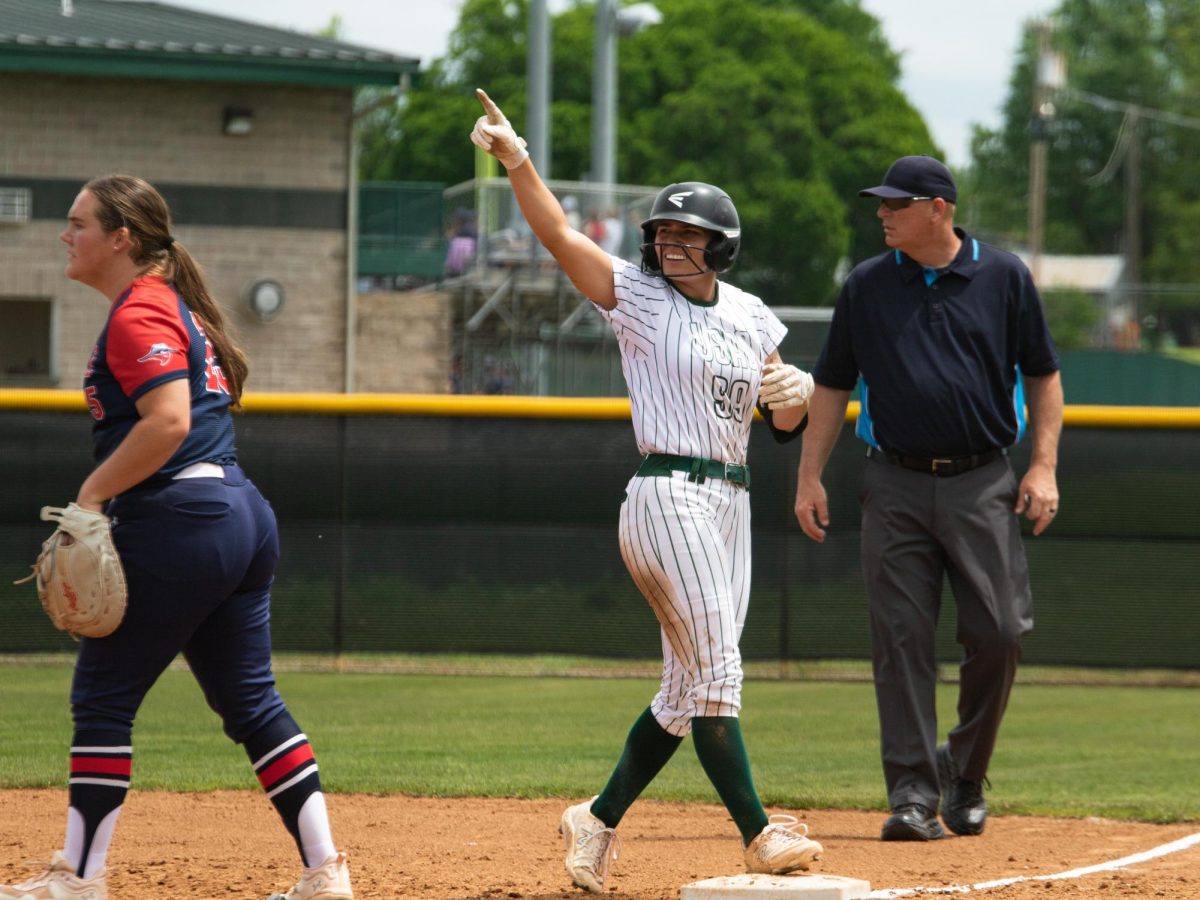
[84,385,105,421]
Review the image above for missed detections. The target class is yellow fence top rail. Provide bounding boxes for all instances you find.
[2,389,1198,428]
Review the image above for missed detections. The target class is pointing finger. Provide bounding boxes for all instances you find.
[475,88,504,124]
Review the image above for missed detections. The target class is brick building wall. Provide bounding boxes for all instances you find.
[0,72,355,393]
[354,289,454,394]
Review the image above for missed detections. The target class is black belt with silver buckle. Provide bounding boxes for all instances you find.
[636,453,751,488]
[866,446,1003,477]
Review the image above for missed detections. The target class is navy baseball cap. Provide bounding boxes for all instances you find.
[859,155,957,204]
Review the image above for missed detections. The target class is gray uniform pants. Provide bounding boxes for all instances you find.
[859,454,1033,812]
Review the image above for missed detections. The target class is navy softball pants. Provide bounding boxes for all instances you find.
[71,466,287,743]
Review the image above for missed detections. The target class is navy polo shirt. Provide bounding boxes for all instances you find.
[814,227,1059,458]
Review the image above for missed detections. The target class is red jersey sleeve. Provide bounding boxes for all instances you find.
[106,283,190,399]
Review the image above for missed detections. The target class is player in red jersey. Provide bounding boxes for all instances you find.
[1,176,351,900]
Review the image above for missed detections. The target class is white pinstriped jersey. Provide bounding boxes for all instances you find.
[600,257,787,465]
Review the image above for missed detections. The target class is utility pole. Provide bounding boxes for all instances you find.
[1027,20,1055,286]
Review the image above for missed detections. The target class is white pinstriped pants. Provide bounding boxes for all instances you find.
[618,470,752,737]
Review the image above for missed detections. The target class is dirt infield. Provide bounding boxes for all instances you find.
[1,791,1198,899]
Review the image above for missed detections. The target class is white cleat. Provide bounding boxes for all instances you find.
[743,815,823,875]
[267,851,353,900]
[0,852,107,900]
[559,798,621,894]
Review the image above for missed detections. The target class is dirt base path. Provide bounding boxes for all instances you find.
[1,790,1198,899]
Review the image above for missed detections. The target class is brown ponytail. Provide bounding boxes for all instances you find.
[84,174,249,406]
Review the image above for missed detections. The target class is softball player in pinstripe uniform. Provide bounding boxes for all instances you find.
[1,176,351,900]
[472,90,824,893]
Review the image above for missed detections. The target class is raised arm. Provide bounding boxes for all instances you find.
[472,89,616,310]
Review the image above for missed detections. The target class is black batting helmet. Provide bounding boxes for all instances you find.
[640,182,741,275]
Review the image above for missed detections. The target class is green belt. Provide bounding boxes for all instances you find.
[636,453,751,488]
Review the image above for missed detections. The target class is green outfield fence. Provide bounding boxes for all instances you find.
[2,390,1198,670]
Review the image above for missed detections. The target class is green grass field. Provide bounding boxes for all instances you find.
[0,659,1196,824]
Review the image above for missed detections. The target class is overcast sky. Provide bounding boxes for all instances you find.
[171,0,1057,168]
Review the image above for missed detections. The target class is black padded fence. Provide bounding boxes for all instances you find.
[2,394,1198,670]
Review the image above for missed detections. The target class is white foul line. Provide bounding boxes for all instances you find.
[867,829,1200,898]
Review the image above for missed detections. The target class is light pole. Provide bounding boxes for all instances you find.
[527,0,550,175]
[591,1,662,187]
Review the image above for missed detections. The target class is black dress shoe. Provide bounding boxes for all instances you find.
[881,803,945,841]
[938,743,988,835]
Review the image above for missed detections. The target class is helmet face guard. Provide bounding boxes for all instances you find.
[644,238,712,278]
[640,182,741,276]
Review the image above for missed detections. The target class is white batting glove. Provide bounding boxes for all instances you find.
[471,88,530,170]
[759,362,815,409]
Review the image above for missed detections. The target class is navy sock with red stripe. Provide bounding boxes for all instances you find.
[66,729,132,878]
[243,710,325,865]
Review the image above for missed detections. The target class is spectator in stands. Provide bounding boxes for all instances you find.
[619,206,643,261]
[562,195,582,232]
[482,356,514,394]
[599,209,623,256]
[444,208,478,278]
[584,211,606,245]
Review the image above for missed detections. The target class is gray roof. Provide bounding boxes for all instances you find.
[0,0,419,86]
[1015,254,1125,291]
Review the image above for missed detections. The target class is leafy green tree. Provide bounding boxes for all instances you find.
[315,15,343,40]
[359,0,936,304]
[357,0,528,187]
[1145,1,1200,296]
[1041,287,1101,350]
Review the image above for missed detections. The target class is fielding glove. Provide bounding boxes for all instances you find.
[13,503,127,639]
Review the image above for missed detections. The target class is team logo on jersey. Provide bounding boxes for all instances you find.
[667,191,694,208]
[137,342,180,366]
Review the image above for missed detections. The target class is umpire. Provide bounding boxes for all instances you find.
[794,156,1063,841]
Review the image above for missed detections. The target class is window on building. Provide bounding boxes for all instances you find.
[0,298,56,386]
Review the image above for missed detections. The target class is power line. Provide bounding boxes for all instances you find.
[1085,108,1135,186]
[1063,86,1200,131]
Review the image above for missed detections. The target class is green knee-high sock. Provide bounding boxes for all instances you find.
[590,707,683,828]
[691,716,769,845]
